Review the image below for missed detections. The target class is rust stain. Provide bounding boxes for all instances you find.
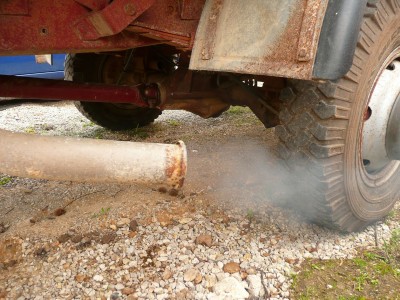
[165,141,187,189]
[190,0,329,80]
[0,0,29,16]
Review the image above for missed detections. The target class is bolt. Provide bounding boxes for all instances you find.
[298,48,311,61]
[167,5,174,14]
[201,48,210,60]
[124,3,136,16]
[298,48,307,58]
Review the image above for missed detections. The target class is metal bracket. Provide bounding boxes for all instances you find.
[297,0,323,62]
[74,0,109,11]
[75,0,156,41]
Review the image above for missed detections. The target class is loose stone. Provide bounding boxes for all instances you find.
[223,262,240,274]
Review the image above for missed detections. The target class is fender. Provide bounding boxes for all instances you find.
[313,0,368,80]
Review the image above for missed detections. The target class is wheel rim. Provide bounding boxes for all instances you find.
[362,49,400,174]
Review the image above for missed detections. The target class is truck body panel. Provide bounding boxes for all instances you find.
[190,0,329,80]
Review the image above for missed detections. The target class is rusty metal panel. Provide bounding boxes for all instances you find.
[0,0,29,15]
[180,0,205,20]
[130,0,203,49]
[189,0,329,80]
[0,0,198,55]
[74,0,109,11]
[75,0,156,40]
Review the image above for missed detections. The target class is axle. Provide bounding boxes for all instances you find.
[0,75,160,107]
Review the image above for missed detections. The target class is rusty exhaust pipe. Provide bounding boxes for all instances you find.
[0,129,187,189]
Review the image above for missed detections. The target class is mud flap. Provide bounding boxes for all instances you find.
[189,0,329,80]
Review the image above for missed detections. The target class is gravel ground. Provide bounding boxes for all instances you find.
[0,102,399,300]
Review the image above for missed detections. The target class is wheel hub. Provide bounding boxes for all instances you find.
[362,60,400,172]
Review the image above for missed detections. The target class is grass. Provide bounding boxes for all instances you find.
[167,120,181,127]
[92,207,111,218]
[225,106,250,115]
[246,209,255,222]
[291,227,400,299]
[123,123,163,140]
[223,106,261,127]
[24,127,36,134]
[0,176,12,186]
[82,121,96,128]
[93,128,106,139]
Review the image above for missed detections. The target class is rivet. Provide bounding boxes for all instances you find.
[124,3,136,16]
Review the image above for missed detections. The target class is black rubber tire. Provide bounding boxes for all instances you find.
[275,0,400,232]
[64,53,161,131]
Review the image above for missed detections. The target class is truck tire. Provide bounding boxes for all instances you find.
[275,0,400,231]
[64,53,161,131]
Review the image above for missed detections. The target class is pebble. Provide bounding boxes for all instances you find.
[195,234,213,247]
[179,218,192,224]
[194,273,203,284]
[93,275,103,282]
[205,275,217,288]
[247,275,264,298]
[57,234,71,243]
[223,262,240,274]
[74,274,86,283]
[213,277,249,299]
[101,233,116,244]
[162,269,173,280]
[129,220,138,232]
[70,234,83,243]
[184,268,199,282]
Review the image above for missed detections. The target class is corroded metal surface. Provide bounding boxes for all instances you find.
[75,0,156,40]
[0,0,202,55]
[0,0,29,15]
[180,0,205,20]
[128,0,204,50]
[190,0,329,79]
[0,129,187,189]
[74,0,109,11]
[0,75,155,107]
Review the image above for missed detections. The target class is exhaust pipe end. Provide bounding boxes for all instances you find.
[165,140,187,189]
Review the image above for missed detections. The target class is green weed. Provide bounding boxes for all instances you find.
[226,106,249,115]
[311,263,324,271]
[24,127,36,134]
[246,209,255,222]
[83,121,96,128]
[92,207,111,218]
[0,176,12,186]
[353,258,367,268]
[167,120,181,127]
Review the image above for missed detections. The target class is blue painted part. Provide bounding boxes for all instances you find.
[22,71,65,79]
[0,54,65,79]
